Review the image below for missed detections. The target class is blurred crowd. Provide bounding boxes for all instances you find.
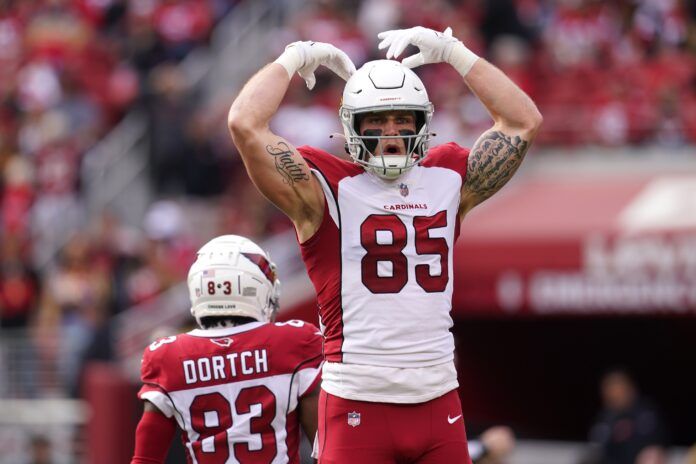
[1,0,696,399]
[274,0,696,150]
[0,0,240,397]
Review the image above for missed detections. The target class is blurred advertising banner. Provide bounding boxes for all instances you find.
[453,175,696,316]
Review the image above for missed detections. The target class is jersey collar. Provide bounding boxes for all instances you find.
[187,321,267,338]
[365,160,422,187]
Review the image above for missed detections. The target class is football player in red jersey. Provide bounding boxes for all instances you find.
[228,26,541,464]
[131,235,323,464]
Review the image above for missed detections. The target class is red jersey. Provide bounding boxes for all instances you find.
[138,320,322,464]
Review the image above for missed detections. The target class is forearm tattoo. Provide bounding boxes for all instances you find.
[465,130,530,203]
[265,141,310,185]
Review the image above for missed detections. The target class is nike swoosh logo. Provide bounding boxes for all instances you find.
[447,414,462,424]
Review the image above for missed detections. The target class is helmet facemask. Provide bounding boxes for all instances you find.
[341,106,434,180]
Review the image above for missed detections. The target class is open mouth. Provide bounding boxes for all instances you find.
[384,144,401,155]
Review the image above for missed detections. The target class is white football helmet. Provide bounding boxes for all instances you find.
[187,235,280,326]
[340,60,434,179]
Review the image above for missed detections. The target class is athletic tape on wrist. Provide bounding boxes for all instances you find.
[448,41,479,77]
[274,46,303,79]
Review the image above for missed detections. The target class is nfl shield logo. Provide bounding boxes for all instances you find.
[347,411,361,427]
[399,183,409,197]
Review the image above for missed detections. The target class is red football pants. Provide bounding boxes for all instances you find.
[318,389,471,464]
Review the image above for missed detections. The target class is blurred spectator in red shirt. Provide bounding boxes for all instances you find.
[0,234,39,328]
[152,0,214,60]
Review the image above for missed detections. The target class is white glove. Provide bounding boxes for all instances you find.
[274,41,356,90]
[377,26,479,76]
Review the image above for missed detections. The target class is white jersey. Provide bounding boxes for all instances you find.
[297,143,469,402]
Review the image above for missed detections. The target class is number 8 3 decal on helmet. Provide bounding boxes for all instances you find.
[187,235,281,324]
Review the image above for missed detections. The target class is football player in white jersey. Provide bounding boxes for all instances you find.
[228,26,541,463]
[131,235,323,464]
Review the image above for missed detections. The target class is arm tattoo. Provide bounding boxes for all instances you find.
[265,141,310,185]
[465,130,530,203]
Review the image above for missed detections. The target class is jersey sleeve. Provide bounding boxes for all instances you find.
[421,142,470,181]
[137,342,177,418]
[131,410,177,464]
[297,145,363,195]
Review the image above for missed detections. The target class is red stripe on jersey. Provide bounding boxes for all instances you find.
[454,213,461,241]
[298,146,362,364]
[285,410,300,464]
[301,366,322,398]
[299,197,344,362]
[297,146,363,191]
[423,143,469,241]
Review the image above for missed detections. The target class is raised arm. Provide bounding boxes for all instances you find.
[459,57,542,213]
[228,42,355,241]
[378,27,542,216]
